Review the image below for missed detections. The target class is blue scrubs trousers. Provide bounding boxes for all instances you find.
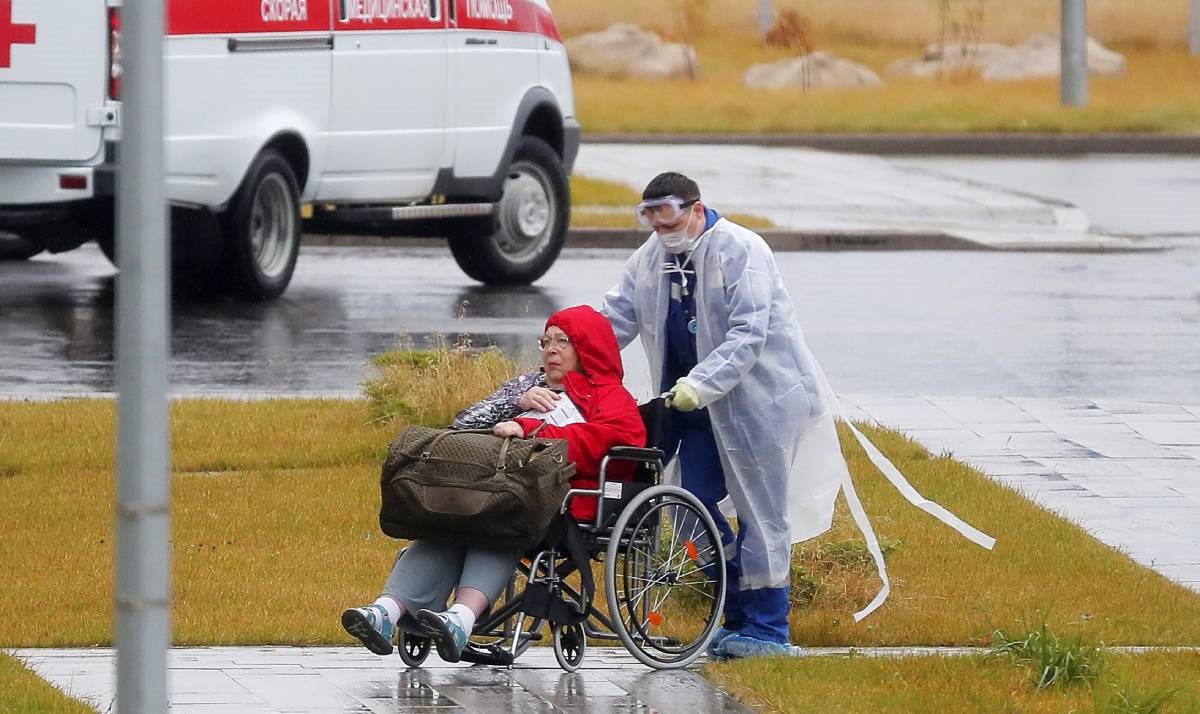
[664,415,791,644]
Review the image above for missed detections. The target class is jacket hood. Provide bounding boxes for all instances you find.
[545,305,624,385]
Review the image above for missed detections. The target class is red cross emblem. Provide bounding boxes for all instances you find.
[0,0,37,69]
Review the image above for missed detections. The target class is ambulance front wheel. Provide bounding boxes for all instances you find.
[0,233,43,261]
[447,135,568,286]
[220,149,302,301]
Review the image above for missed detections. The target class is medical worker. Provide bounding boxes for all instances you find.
[602,172,840,659]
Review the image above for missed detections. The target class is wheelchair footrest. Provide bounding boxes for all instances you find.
[458,642,516,666]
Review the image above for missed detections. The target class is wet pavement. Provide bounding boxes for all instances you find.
[3,238,1198,402]
[7,647,752,714]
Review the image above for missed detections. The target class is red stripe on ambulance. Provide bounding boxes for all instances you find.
[167,0,332,35]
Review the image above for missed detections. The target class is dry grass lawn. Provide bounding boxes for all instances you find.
[554,0,1190,49]
[553,0,1200,133]
[3,395,1200,648]
[706,650,1200,713]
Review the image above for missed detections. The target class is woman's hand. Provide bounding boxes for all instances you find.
[519,386,561,412]
[493,421,524,438]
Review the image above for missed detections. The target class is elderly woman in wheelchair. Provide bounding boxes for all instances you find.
[343,305,725,670]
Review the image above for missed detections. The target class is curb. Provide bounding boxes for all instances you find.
[566,227,969,251]
[582,132,1200,156]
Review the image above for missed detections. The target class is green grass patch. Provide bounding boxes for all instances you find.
[992,623,1105,690]
[704,650,1200,713]
[0,652,93,714]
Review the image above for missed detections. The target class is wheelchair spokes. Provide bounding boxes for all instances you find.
[605,485,726,668]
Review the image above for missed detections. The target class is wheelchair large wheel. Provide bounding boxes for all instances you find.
[604,485,726,669]
[397,630,431,668]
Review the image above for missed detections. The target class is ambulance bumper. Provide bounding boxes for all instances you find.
[562,118,581,174]
[0,162,115,209]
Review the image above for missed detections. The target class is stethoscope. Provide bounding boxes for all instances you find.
[661,254,699,335]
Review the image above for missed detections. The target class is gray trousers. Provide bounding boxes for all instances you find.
[383,540,520,616]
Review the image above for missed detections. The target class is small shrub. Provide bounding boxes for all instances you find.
[680,0,711,37]
[763,9,812,52]
[1105,682,1185,714]
[362,343,522,426]
[789,563,822,607]
[816,538,903,570]
[991,623,1104,690]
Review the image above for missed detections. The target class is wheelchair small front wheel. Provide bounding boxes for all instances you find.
[553,621,586,672]
[604,485,727,669]
[397,630,431,668]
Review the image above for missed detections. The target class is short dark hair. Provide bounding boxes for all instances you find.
[642,172,701,202]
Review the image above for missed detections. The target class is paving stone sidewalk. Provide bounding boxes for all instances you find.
[842,395,1200,592]
[9,646,751,714]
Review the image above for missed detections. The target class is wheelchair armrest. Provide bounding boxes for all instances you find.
[606,446,665,461]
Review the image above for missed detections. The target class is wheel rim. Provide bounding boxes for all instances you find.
[492,160,555,263]
[615,495,724,664]
[249,173,297,280]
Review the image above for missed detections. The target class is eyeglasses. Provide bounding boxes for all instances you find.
[635,195,697,228]
[538,335,573,350]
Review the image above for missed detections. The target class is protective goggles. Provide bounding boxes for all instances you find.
[635,195,697,228]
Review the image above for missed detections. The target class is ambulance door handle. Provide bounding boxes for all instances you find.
[464,38,497,46]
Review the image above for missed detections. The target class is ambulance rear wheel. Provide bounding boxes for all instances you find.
[221,149,301,301]
[447,135,568,285]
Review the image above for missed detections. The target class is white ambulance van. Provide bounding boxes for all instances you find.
[0,0,579,299]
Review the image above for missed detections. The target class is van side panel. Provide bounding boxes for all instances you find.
[0,0,108,163]
[317,0,448,203]
[449,0,540,179]
[164,0,333,207]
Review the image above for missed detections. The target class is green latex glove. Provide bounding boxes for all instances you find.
[667,379,701,412]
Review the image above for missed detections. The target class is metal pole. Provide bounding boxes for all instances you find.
[115,0,171,709]
[1060,0,1088,106]
[757,0,774,37]
[1191,0,1200,55]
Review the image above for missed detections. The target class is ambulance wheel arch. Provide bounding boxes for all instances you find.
[219,145,304,300]
[446,133,568,285]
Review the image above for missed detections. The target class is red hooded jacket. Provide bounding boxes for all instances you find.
[514,305,646,521]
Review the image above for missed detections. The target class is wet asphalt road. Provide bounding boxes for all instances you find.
[3,237,1198,403]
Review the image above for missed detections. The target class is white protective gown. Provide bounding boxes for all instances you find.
[602,217,994,618]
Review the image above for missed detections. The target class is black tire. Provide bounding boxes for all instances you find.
[447,135,569,285]
[220,149,301,300]
[397,630,431,668]
[552,621,586,672]
[96,207,224,299]
[604,485,726,669]
[0,232,43,261]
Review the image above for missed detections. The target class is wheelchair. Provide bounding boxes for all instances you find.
[393,398,728,670]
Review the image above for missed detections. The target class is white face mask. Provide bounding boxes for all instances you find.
[658,211,695,254]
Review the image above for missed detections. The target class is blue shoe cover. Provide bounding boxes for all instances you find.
[718,633,801,660]
[706,626,739,658]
